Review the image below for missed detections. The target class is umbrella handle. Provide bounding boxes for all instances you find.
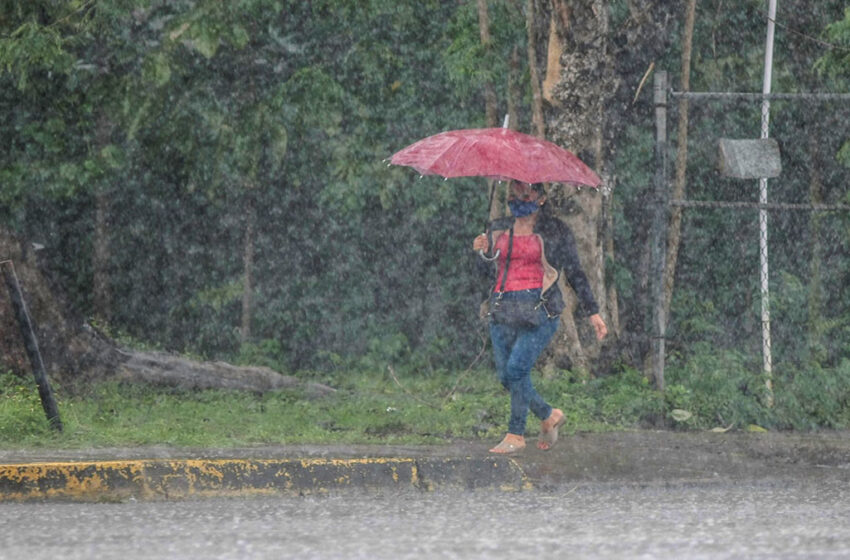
[478,249,500,262]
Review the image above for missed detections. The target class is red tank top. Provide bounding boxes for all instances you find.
[493,233,544,292]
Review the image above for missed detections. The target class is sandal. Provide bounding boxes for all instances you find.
[537,409,565,451]
[489,434,526,454]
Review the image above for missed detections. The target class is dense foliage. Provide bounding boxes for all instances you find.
[1,0,849,407]
[1,0,503,372]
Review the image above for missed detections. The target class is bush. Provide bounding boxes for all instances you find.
[773,359,850,430]
[665,344,850,431]
[664,344,772,429]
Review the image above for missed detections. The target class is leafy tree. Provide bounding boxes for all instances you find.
[816,6,850,166]
[3,0,850,388]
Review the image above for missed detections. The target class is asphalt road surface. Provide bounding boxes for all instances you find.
[3,479,849,559]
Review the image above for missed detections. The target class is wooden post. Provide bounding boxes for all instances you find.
[1,260,62,431]
[649,70,669,391]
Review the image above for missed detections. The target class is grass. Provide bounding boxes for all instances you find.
[4,349,850,449]
[0,368,640,449]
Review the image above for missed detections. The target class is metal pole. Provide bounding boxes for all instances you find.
[760,0,777,406]
[650,70,669,391]
[1,260,63,431]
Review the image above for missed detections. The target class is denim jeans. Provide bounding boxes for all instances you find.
[489,289,560,436]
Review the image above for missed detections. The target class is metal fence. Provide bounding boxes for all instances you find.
[650,70,850,399]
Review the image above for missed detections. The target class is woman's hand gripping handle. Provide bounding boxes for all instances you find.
[473,233,499,261]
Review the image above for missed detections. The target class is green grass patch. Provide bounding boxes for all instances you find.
[0,367,656,449]
[4,351,850,450]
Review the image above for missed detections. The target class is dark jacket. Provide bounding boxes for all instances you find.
[480,213,600,318]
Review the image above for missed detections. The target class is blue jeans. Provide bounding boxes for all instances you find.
[489,289,560,436]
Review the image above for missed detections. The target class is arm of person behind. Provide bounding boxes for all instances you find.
[547,220,607,341]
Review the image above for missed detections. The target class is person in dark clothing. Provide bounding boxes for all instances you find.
[473,181,607,454]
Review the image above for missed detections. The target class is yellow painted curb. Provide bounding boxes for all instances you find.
[0,457,531,502]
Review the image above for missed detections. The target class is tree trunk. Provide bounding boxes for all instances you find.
[477,0,499,128]
[92,192,111,320]
[240,192,255,344]
[526,0,546,138]
[478,0,502,221]
[507,45,521,132]
[0,228,334,396]
[662,0,697,323]
[542,1,567,106]
[536,0,681,374]
[92,112,113,322]
[540,0,615,374]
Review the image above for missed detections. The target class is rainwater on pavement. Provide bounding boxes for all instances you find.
[2,478,850,560]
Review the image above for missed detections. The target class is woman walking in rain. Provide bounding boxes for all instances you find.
[473,181,607,454]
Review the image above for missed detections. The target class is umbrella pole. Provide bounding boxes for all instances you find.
[486,180,498,225]
[479,180,501,261]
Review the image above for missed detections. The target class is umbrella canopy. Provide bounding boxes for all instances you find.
[389,127,600,187]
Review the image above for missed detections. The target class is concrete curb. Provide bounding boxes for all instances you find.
[4,431,850,501]
[0,456,531,502]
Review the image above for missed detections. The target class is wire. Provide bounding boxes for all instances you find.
[670,199,850,212]
[670,91,850,100]
[759,8,850,53]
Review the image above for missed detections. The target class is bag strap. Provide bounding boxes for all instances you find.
[495,228,551,311]
[495,226,514,297]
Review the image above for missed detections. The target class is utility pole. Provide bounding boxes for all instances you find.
[759,0,777,406]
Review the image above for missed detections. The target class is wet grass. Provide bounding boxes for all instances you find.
[0,369,639,449]
[4,352,849,449]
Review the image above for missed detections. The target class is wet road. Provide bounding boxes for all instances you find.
[2,479,849,559]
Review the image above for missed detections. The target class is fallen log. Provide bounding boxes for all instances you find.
[115,349,335,397]
[0,228,334,397]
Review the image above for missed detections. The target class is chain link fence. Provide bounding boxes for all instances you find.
[651,72,850,396]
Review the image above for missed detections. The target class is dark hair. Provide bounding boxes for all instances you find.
[530,182,546,195]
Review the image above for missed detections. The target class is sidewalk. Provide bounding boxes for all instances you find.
[2,431,849,502]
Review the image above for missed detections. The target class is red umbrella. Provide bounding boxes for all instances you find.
[389,127,600,187]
